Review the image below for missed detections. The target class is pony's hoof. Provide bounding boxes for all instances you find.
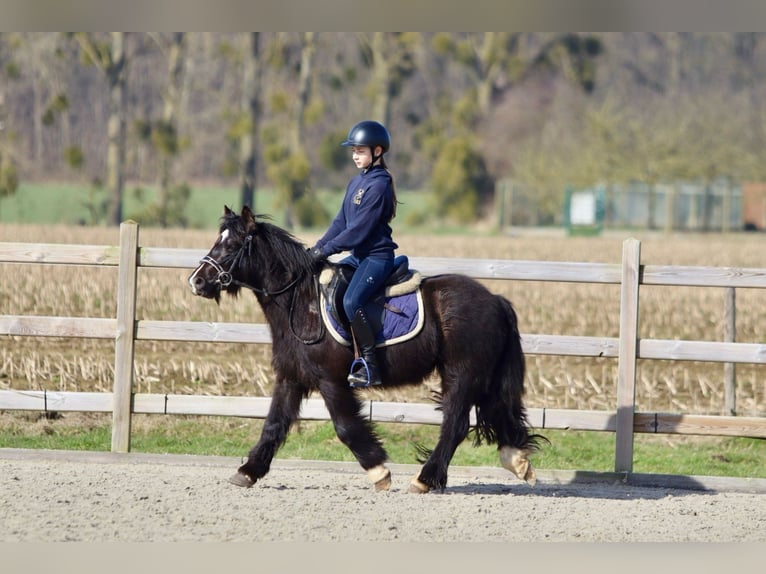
[408,477,430,494]
[524,465,537,487]
[367,465,392,491]
[374,474,392,491]
[229,472,255,488]
[499,446,537,487]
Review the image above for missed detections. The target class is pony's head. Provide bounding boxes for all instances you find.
[187,205,259,302]
[188,205,312,303]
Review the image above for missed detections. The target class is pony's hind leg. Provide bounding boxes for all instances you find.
[487,294,542,486]
[476,388,540,487]
[319,380,392,491]
[409,382,472,494]
[478,394,542,486]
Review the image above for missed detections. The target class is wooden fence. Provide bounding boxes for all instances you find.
[1,221,765,474]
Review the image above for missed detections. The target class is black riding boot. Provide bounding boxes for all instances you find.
[348,309,382,387]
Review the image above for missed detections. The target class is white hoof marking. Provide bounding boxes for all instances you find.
[499,446,537,486]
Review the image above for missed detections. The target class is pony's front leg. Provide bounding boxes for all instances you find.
[319,380,391,491]
[230,379,305,488]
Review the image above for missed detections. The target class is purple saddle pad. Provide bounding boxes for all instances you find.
[322,290,424,347]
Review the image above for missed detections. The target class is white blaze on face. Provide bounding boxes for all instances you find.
[188,229,230,293]
[188,262,204,293]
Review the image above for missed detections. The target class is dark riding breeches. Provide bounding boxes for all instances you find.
[340,254,394,322]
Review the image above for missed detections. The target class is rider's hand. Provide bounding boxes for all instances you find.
[307,246,327,268]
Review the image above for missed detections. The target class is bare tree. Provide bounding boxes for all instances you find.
[0,35,20,211]
[265,32,319,228]
[73,32,128,226]
[290,32,315,150]
[150,32,187,227]
[432,32,536,125]
[358,32,419,126]
[239,32,262,210]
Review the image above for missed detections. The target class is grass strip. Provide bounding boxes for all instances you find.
[1,414,763,478]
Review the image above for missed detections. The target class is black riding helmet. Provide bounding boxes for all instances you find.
[341,120,390,169]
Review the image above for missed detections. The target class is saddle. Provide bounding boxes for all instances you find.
[318,255,424,347]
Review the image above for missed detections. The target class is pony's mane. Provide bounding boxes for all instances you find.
[221,211,312,278]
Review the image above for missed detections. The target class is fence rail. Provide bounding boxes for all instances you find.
[2,390,763,439]
[1,222,765,474]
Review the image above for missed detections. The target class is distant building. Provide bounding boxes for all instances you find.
[605,182,742,232]
[499,180,749,232]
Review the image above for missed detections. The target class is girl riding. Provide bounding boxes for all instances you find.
[308,120,399,387]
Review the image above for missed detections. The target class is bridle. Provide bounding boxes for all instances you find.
[199,235,300,297]
[196,234,324,344]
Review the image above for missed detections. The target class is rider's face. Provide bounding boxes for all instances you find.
[351,146,380,169]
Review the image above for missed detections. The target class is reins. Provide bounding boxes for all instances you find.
[287,274,325,345]
[198,234,325,345]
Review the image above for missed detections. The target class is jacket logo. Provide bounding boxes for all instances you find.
[353,188,365,205]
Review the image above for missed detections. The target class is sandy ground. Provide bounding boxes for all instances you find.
[1,448,764,543]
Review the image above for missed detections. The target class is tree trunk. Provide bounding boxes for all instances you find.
[665,32,681,96]
[284,32,316,228]
[106,32,127,226]
[32,76,43,165]
[157,32,186,227]
[240,32,262,210]
[369,32,391,125]
[291,32,315,151]
[476,32,497,117]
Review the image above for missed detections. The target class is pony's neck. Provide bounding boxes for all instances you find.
[245,229,314,328]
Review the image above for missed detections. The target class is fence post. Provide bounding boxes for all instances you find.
[615,238,641,473]
[111,220,139,453]
[724,287,737,415]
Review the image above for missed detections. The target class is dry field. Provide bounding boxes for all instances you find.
[1,223,765,417]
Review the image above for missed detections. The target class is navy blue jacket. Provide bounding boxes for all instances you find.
[315,165,398,259]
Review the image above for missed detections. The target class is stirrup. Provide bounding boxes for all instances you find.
[348,358,380,388]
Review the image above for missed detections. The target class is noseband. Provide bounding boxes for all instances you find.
[200,254,235,288]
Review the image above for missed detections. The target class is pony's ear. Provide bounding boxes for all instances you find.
[241,205,257,233]
[224,205,233,216]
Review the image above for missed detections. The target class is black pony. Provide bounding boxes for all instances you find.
[188,205,544,493]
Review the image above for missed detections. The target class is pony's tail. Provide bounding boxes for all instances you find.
[473,295,547,452]
[500,295,526,399]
